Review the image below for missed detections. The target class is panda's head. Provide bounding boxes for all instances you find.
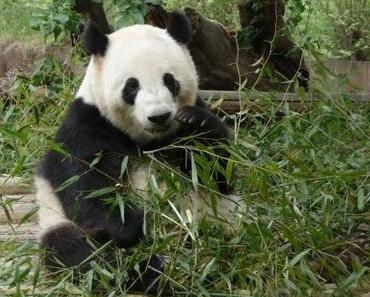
[77,12,198,143]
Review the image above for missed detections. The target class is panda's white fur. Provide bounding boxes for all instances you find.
[125,161,241,225]
[35,176,70,234]
[78,25,198,143]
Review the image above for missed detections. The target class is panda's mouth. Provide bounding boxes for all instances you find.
[145,126,170,134]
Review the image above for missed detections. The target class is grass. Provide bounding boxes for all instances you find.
[0,57,80,182]
[0,0,42,41]
[0,54,369,296]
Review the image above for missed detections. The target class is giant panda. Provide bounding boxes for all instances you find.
[36,11,239,294]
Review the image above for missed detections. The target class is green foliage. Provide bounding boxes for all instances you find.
[286,0,306,29]
[165,0,239,27]
[0,57,80,180]
[109,0,163,27]
[30,0,82,41]
[287,0,370,60]
[23,0,369,60]
[0,0,41,41]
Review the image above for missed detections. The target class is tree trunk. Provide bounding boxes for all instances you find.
[146,3,309,91]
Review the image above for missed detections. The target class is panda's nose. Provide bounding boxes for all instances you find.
[148,112,171,124]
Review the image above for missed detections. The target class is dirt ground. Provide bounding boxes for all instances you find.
[0,40,81,97]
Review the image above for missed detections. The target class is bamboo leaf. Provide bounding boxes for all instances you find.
[56,175,80,192]
[357,188,365,211]
[85,187,116,199]
[90,151,103,168]
[286,249,311,269]
[48,140,69,156]
[200,257,216,281]
[119,156,129,180]
[226,159,234,185]
[337,267,368,295]
[91,261,114,280]
[190,153,198,192]
[19,205,39,225]
[32,260,41,295]
[117,194,125,225]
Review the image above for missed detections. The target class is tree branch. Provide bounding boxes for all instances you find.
[75,0,112,34]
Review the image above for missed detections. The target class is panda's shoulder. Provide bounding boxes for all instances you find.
[56,98,120,138]
[54,98,134,156]
[61,98,108,129]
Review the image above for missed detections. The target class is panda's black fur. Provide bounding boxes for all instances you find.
[37,11,231,294]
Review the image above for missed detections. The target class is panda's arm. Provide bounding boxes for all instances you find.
[46,119,144,248]
[174,98,231,193]
[42,144,144,248]
[69,156,144,248]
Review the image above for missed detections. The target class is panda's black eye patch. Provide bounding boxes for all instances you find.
[163,73,180,97]
[123,77,139,105]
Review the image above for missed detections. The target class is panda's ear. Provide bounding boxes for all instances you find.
[82,21,109,56]
[166,11,191,44]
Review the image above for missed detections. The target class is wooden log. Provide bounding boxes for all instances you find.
[0,194,37,224]
[199,90,370,102]
[198,90,370,113]
[0,174,31,195]
[0,222,40,241]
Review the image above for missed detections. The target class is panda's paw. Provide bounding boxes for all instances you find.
[176,106,214,128]
[128,254,166,294]
[40,222,93,271]
[176,106,227,140]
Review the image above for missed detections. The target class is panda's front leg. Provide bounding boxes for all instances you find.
[102,208,165,294]
[102,206,144,248]
[176,105,231,194]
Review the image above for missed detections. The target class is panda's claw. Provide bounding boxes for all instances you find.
[176,110,194,124]
[176,106,214,129]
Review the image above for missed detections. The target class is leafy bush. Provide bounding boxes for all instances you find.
[30,0,81,42]
[165,0,239,27]
[109,0,163,27]
[287,0,370,60]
